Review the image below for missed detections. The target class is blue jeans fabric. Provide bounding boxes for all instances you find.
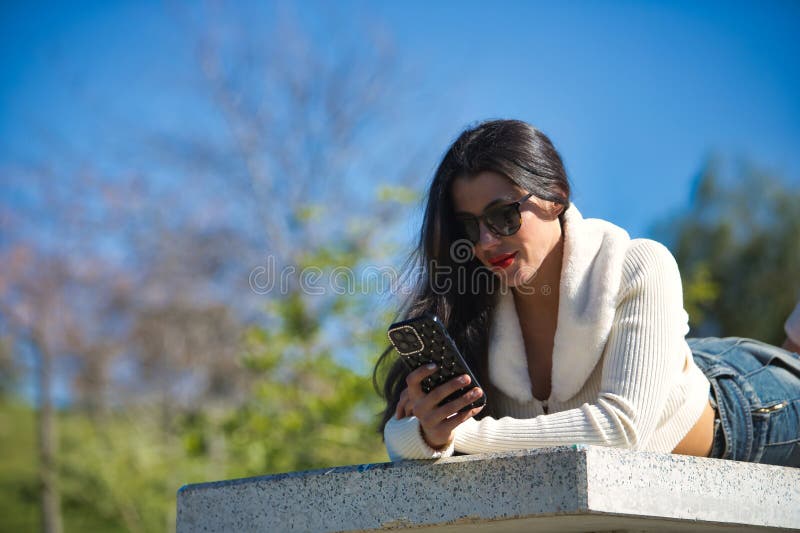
[689,337,800,467]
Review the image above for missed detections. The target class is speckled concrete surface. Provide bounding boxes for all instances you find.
[584,446,800,529]
[176,445,800,532]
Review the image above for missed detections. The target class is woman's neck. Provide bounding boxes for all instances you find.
[512,233,564,321]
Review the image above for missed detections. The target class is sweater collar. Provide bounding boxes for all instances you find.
[487,204,631,403]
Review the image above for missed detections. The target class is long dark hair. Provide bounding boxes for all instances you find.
[373,119,572,434]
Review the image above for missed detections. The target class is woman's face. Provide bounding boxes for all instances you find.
[450,171,563,288]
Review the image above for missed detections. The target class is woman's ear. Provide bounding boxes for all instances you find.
[548,201,565,219]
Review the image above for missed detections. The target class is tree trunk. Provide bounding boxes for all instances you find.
[36,335,63,533]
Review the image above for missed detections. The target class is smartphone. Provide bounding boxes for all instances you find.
[387,313,486,412]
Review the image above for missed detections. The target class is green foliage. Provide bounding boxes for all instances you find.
[227,250,393,476]
[656,160,800,344]
[227,330,387,476]
[58,406,235,533]
[0,325,391,533]
[680,263,721,326]
[1,191,405,531]
[0,400,130,533]
[0,400,39,533]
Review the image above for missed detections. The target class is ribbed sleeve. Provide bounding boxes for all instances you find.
[384,415,455,461]
[452,240,696,454]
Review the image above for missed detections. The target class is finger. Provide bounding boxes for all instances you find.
[423,374,472,408]
[429,387,483,421]
[406,363,439,386]
[418,399,483,446]
[400,389,415,418]
[395,388,410,418]
[416,374,473,415]
[405,363,439,398]
[440,404,485,433]
[396,400,412,419]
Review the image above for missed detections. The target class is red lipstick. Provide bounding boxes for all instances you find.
[488,251,517,269]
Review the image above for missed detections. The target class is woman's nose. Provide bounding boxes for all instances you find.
[476,221,501,249]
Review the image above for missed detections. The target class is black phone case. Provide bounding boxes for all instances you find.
[387,313,486,412]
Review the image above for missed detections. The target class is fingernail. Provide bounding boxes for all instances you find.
[426,363,437,370]
[458,375,469,384]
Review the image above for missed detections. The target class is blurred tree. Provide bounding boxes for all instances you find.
[50,234,404,532]
[224,242,399,477]
[0,247,72,533]
[0,335,17,397]
[0,3,426,532]
[128,300,246,433]
[654,159,800,344]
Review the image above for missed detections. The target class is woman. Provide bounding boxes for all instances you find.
[374,119,800,466]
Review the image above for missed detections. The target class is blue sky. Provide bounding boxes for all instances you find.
[1,0,798,403]
[373,0,800,235]
[1,0,799,238]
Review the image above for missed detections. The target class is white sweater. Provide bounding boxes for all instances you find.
[384,205,711,461]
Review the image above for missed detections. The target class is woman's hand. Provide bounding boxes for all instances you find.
[395,387,413,419]
[402,363,484,450]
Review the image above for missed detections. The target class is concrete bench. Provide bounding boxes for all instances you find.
[177,444,799,532]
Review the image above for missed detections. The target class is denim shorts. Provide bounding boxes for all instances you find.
[689,337,800,467]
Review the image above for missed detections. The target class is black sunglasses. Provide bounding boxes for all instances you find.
[455,192,535,244]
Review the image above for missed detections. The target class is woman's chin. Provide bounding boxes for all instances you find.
[490,262,537,289]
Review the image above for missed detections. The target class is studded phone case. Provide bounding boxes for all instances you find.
[387,313,486,412]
